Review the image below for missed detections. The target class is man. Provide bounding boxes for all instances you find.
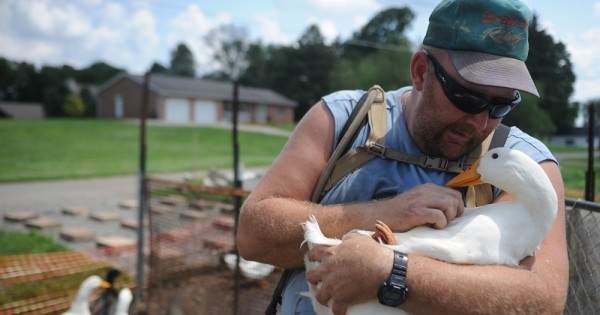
[236,0,568,314]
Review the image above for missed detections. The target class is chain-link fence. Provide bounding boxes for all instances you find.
[145,178,600,314]
[144,178,282,315]
[565,198,600,314]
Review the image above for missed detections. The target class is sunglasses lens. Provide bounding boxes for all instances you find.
[489,92,521,118]
[448,93,488,115]
[489,105,513,118]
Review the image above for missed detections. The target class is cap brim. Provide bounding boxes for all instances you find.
[448,50,539,97]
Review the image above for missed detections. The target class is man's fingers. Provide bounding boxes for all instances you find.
[410,208,449,229]
[308,244,327,261]
[315,281,333,306]
[331,302,348,315]
[305,266,321,285]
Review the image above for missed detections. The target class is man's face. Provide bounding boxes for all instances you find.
[408,60,511,159]
[410,87,498,160]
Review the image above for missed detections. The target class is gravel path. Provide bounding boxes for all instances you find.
[0,169,263,254]
[1,174,146,252]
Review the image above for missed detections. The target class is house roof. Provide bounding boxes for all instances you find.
[0,102,45,119]
[100,73,297,108]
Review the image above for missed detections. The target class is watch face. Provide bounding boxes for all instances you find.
[379,284,407,307]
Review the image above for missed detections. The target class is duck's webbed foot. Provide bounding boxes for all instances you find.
[371,220,397,245]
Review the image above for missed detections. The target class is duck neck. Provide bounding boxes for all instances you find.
[513,177,558,231]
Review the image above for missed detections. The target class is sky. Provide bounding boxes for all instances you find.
[1,0,599,105]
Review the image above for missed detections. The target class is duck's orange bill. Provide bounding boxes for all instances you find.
[446,159,484,187]
[101,280,111,289]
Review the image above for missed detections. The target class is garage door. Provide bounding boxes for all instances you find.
[194,100,217,123]
[165,98,189,123]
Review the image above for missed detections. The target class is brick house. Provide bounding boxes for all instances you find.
[96,73,297,124]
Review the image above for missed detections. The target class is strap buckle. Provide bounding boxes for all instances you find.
[367,142,387,159]
[423,156,449,171]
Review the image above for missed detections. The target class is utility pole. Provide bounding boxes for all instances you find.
[585,104,595,201]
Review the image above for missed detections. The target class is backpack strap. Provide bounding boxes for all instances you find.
[322,87,387,194]
[313,85,385,202]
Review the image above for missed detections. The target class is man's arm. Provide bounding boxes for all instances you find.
[307,161,568,314]
[236,101,465,268]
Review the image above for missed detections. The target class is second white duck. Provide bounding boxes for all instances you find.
[62,275,111,315]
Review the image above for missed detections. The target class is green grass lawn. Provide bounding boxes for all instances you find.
[0,118,598,198]
[0,119,289,182]
[0,230,68,255]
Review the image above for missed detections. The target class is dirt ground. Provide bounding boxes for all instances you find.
[143,268,283,315]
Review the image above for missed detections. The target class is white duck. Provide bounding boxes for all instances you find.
[224,253,276,288]
[302,147,558,315]
[62,275,111,315]
[114,287,133,315]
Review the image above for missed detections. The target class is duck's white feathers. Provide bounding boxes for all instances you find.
[223,253,275,280]
[62,275,106,315]
[114,288,133,315]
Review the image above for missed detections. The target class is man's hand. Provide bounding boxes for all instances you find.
[372,183,464,232]
[306,233,395,315]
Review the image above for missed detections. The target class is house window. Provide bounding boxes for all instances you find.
[114,94,124,118]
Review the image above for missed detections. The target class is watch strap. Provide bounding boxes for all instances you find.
[390,251,408,288]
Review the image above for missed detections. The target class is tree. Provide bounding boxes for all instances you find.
[329,49,413,92]
[239,43,278,87]
[0,58,18,100]
[170,43,196,77]
[13,62,40,102]
[293,25,336,118]
[204,24,250,80]
[343,7,415,60]
[63,93,85,117]
[76,62,123,85]
[0,59,41,102]
[149,62,169,75]
[80,87,96,117]
[527,14,577,134]
[39,65,69,116]
[502,91,556,136]
[259,25,336,120]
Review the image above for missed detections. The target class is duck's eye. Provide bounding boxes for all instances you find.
[492,153,499,159]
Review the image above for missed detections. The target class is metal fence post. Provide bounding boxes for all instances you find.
[134,72,150,305]
[232,80,242,315]
[585,104,595,201]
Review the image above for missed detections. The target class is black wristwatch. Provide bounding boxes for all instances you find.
[377,250,409,307]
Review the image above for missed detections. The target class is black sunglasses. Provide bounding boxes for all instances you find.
[423,50,521,119]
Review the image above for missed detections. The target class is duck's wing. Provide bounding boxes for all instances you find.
[114,288,133,315]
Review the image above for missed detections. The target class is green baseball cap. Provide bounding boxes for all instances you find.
[423,0,539,96]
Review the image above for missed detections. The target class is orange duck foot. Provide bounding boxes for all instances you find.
[371,220,397,245]
[256,279,270,289]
